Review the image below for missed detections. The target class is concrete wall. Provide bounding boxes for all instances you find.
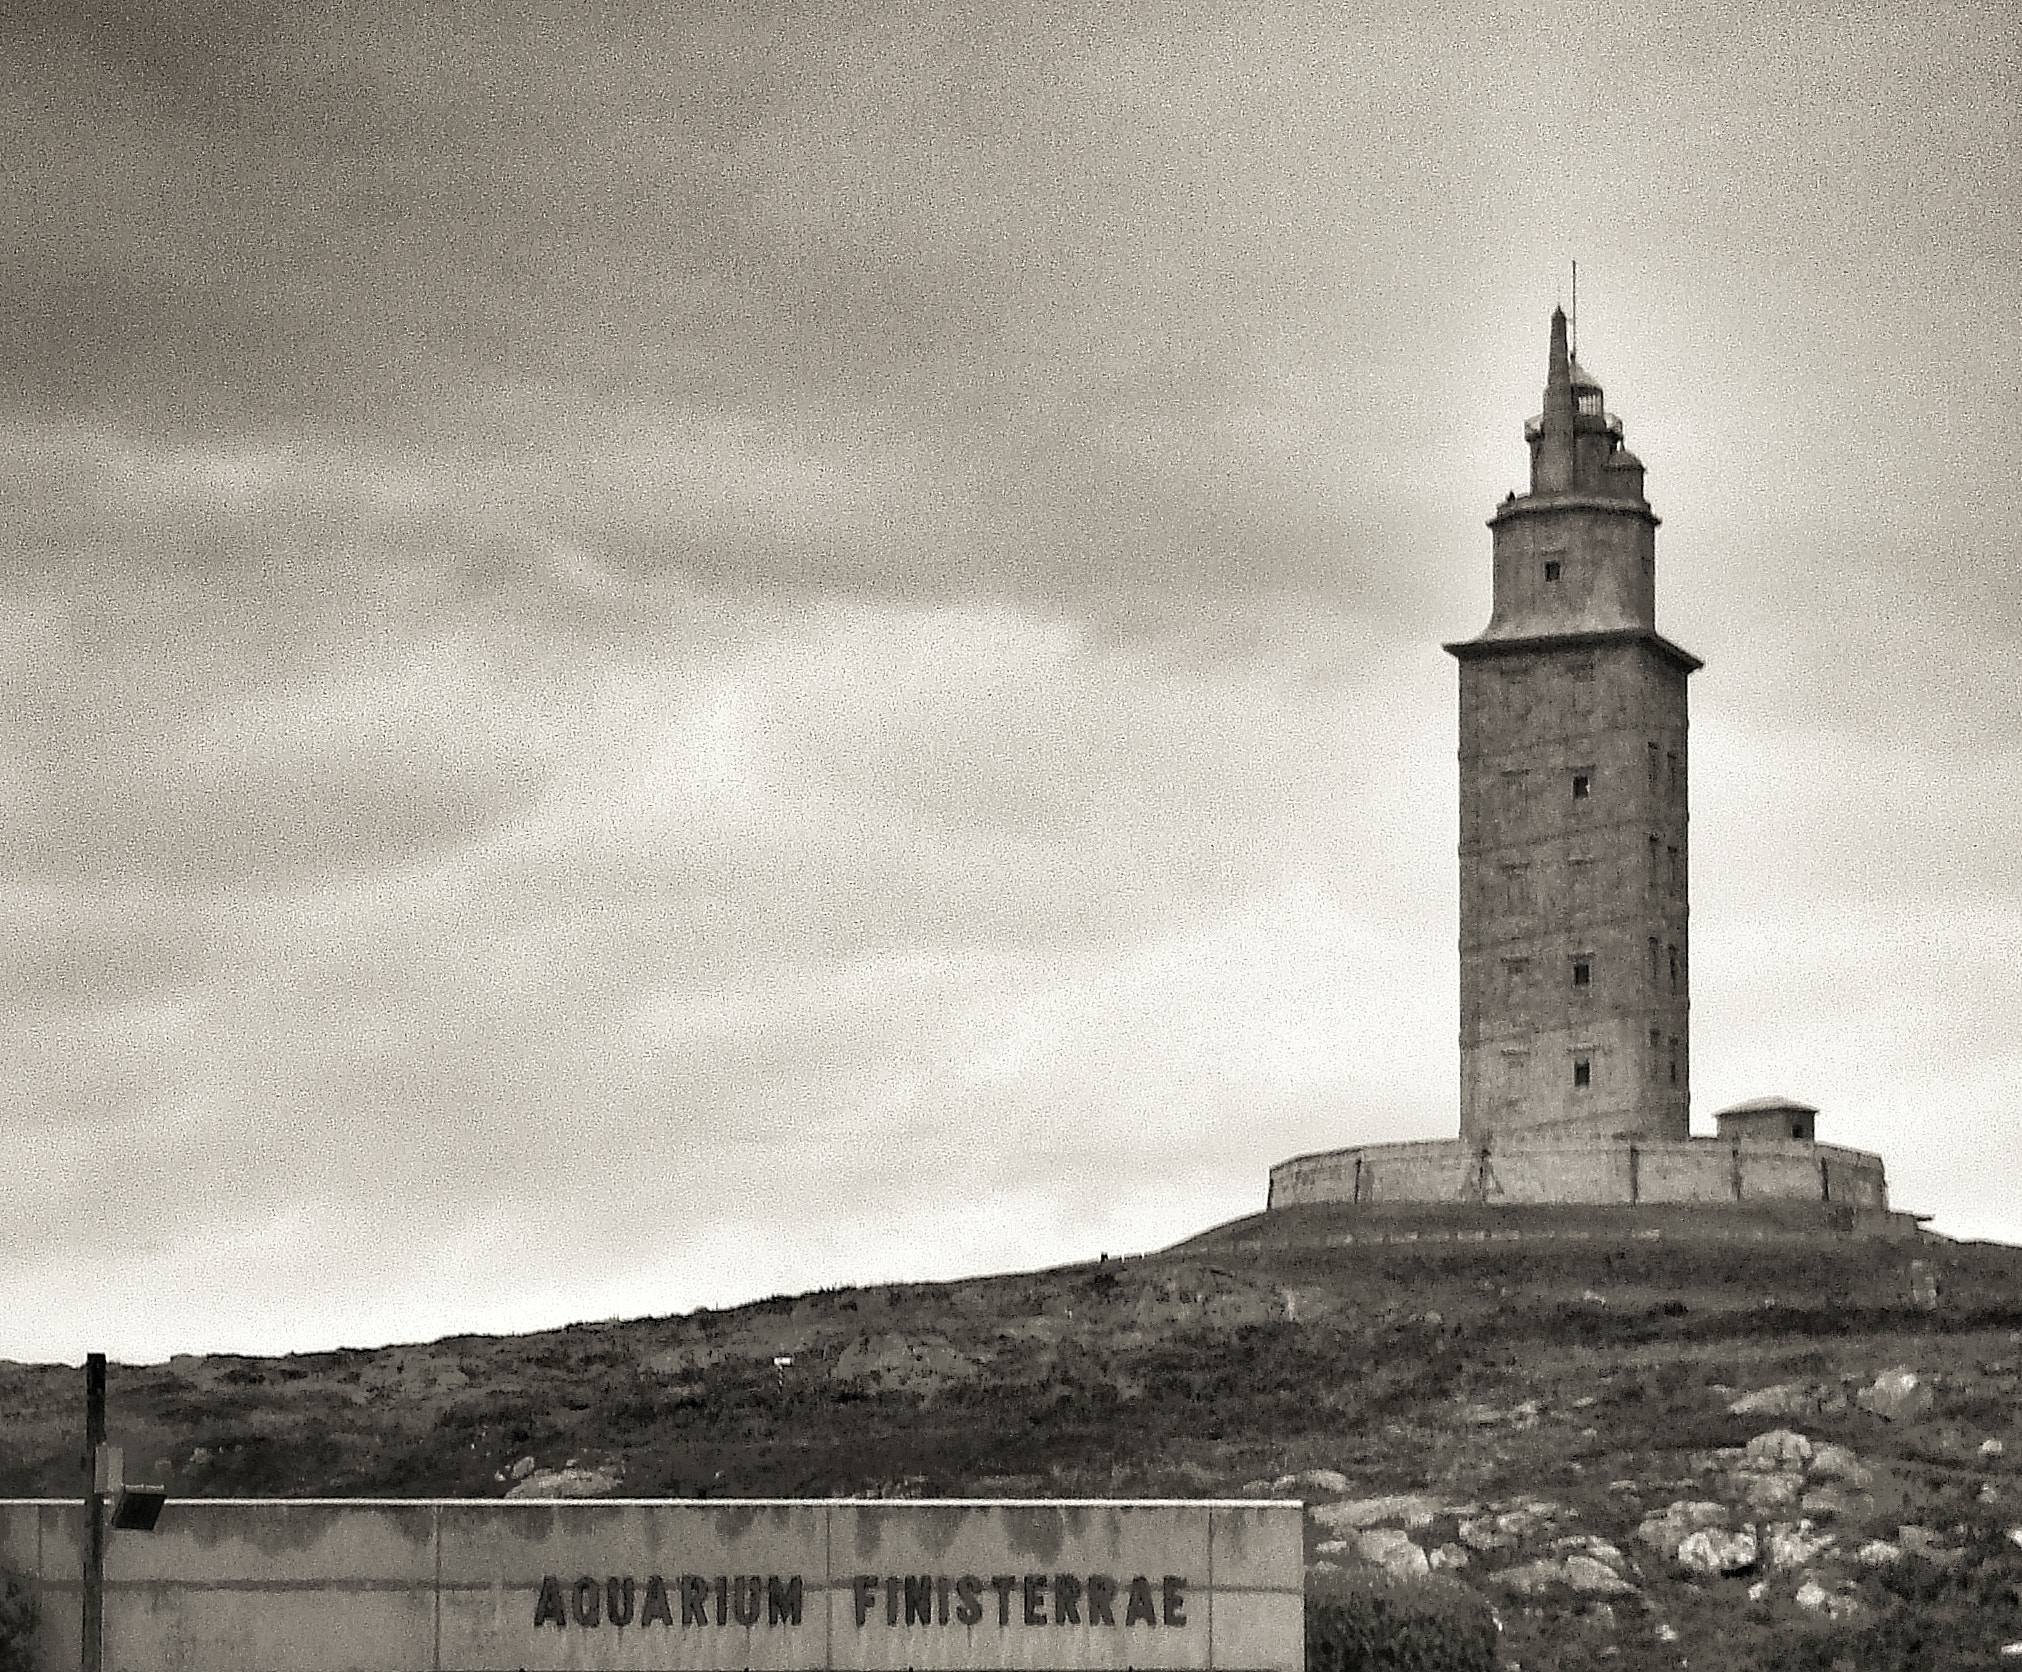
[0,1499,1303,1672]
[1270,1137,1888,1214]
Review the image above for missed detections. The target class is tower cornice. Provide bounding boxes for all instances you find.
[1489,494,1659,530]
[1441,626,1703,674]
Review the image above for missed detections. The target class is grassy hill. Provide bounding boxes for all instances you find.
[5,1213,2022,1670]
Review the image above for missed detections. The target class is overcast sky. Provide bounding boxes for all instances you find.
[3,0,2017,1364]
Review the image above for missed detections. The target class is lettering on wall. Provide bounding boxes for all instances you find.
[531,1573,1188,1632]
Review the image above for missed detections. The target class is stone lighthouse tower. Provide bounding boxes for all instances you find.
[1265,305,1902,1221]
[1444,309,1700,1144]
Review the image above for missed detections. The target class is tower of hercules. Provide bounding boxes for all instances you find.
[1263,302,1904,1222]
[1444,308,1699,1144]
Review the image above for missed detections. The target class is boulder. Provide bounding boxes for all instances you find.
[1428,1543,1469,1571]
[1766,1521,1837,1570]
[1555,1535,1627,1566]
[1744,1429,1813,1468]
[1294,1468,1352,1495]
[1982,1439,2007,1458]
[1496,1560,1565,1596]
[1890,1526,1966,1568]
[1311,1493,1443,1532]
[1636,1501,1728,1559]
[1728,1384,1817,1419]
[1807,1443,1873,1486]
[508,1455,536,1481]
[1458,1517,1510,1553]
[1492,1501,1565,1539]
[1856,1540,1903,1566]
[505,1466,621,1499]
[1739,1471,1802,1514]
[1799,1484,1876,1521]
[1676,1527,1758,1575]
[1355,1528,1430,1580]
[1564,1555,1634,1596]
[1795,1577,1862,1620]
[1856,1367,1934,1422]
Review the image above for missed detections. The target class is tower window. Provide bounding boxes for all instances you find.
[1648,742,1661,789]
[1648,937,1660,986]
[1668,945,1679,991]
[1669,1037,1680,1084]
[1573,1057,1591,1088]
[1543,560,1562,582]
[1571,773,1590,799]
[1571,959,1591,988]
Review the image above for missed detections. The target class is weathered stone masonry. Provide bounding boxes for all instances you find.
[1450,308,1696,1143]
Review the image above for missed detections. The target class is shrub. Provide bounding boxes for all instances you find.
[0,1568,37,1672]
[1306,1572,1498,1672]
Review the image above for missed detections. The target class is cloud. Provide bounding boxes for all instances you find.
[0,0,2016,1359]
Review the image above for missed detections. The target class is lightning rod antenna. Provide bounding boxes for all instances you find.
[1570,260,1578,360]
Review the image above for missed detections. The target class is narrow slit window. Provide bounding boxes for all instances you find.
[1668,944,1679,992]
[1571,960,1591,988]
[1543,560,1562,582]
[1573,1057,1592,1088]
[1571,772,1590,799]
[1648,742,1661,789]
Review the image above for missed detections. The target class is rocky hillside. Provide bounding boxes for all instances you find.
[4,1220,2022,1669]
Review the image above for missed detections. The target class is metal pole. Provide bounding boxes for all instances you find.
[83,1353,105,1672]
